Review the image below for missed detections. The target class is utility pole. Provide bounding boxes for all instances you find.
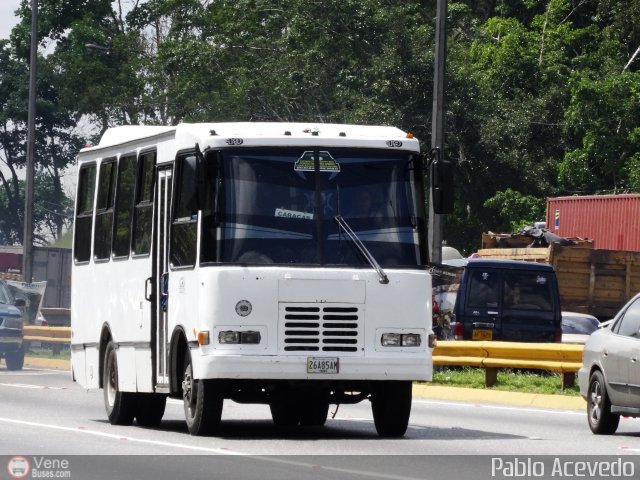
[23,0,37,283]
[428,0,447,264]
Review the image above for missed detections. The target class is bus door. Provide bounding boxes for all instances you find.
[154,167,172,388]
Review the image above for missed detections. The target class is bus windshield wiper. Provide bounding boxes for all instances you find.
[334,215,389,284]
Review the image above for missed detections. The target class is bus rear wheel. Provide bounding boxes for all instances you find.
[182,350,223,435]
[371,381,412,437]
[103,341,136,425]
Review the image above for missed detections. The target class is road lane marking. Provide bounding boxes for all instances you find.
[0,382,66,390]
[0,370,59,376]
[0,416,244,454]
[0,416,425,480]
[414,398,585,416]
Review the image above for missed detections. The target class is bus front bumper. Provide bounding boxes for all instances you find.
[192,352,432,382]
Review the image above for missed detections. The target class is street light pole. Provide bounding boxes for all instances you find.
[428,0,447,264]
[22,0,37,283]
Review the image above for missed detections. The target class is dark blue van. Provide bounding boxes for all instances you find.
[452,259,562,342]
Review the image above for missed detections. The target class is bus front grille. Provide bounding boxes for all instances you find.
[279,303,363,355]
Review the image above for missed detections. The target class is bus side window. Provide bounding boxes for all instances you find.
[93,159,117,261]
[113,153,137,258]
[74,164,97,263]
[132,151,156,256]
[170,154,198,268]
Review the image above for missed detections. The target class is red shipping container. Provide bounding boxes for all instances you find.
[546,194,640,251]
[0,252,22,272]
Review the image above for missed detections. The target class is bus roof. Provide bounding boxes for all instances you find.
[81,122,420,154]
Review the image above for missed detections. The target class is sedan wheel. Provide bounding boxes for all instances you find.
[587,370,619,435]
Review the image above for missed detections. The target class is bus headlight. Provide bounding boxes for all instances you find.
[381,333,402,346]
[401,334,421,347]
[218,330,261,345]
[381,333,421,347]
[241,331,261,344]
[218,331,240,344]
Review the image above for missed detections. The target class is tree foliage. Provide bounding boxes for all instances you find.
[1,0,639,252]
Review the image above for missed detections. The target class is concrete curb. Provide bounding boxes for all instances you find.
[24,356,70,371]
[413,383,586,411]
[21,357,586,411]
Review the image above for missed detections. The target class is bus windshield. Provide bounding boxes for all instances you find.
[200,148,426,267]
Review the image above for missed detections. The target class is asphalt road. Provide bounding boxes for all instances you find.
[1,366,640,480]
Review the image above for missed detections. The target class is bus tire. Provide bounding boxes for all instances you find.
[103,341,136,425]
[136,393,167,427]
[269,398,301,427]
[182,350,223,435]
[299,394,329,427]
[371,381,412,437]
[5,346,24,371]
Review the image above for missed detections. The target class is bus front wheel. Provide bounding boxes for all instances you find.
[182,350,223,435]
[371,381,412,437]
[103,341,136,425]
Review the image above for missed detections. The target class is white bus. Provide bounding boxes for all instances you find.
[70,122,452,437]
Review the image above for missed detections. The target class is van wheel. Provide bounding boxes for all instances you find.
[371,381,412,437]
[136,393,167,427]
[587,370,619,434]
[5,346,24,371]
[103,341,136,425]
[182,350,223,435]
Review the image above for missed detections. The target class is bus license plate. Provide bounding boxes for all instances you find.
[472,329,493,341]
[307,357,339,374]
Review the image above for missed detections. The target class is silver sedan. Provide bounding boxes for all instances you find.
[578,293,640,434]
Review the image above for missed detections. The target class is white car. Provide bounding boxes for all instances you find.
[578,293,640,434]
[561,311,600,344]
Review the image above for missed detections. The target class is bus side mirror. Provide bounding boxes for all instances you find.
[430,152,454,214]
[182,154,203,211]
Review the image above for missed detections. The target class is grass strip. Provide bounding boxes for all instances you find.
[431,366,581,396]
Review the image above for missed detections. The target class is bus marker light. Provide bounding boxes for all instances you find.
[198,331,210,346]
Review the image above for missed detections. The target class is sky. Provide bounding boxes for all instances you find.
[0,0,21,40]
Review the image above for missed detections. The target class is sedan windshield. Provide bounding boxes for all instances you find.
[200,148,426,267]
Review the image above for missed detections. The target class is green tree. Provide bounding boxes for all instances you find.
[1,3,85,245]
[9,0,639,255]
